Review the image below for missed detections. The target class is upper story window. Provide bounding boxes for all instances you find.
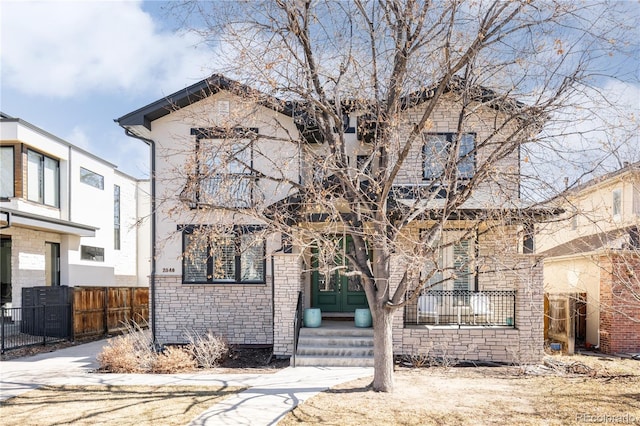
[80,167,104,190]
[182,225,266,284]
[612,189,622,220]
[0,146,14,198]
[185,127,258,209]
[27,149,59,207]
[423,133,475,181]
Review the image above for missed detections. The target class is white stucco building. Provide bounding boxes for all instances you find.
[0,112,150,309]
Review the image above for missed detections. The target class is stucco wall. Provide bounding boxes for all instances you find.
[544,256,601,347]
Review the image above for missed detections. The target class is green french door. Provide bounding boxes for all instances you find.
[311,236,368,313]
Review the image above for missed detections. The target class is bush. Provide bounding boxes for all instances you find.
[97,325,155,373]
[97,322,229,373]
[151,346,197,373]
[183,329,229,368]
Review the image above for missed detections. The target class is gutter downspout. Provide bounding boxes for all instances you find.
[122,128,157,346]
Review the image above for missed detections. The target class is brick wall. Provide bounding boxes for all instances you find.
[599,252,640,354]
[153,275,273,345]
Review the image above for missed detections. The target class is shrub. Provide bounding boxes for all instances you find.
[151,346,197,373]
[183,329,229,368]
[97,327,155,373]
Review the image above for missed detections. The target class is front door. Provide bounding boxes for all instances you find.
[311,236,368,313]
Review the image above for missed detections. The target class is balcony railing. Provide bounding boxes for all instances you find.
[404,290,516,327]
[186,173,257,208]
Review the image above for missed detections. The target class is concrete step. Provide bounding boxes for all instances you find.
[296,346,374,357]
[294,354,375,367]
[297,335,374,347]
[295,323,375,367]
[299,327,374,338]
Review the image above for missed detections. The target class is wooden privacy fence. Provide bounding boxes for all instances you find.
[73,287,149,339]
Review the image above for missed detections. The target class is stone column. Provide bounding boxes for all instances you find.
[272,253,303,357]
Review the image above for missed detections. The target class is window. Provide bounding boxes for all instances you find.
[182,225,265,284]
[81,245,104,262]
[188,127,257,208]
[612,189,622,219]
[421,230,475,293]
[114,185,121,250]
[0,146,14,198]
[80,167,104,190]
[423,133,475,180]
[27,150,59,207]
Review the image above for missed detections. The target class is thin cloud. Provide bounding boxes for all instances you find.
[0,1,213,98]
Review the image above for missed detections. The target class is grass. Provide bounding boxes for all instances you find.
[280,355,640,426]
[0,385,245,426]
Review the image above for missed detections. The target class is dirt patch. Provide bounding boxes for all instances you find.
[217,346,290,373]
[280,355,640,426]
[0,339,95,361]
[0,385,244,426]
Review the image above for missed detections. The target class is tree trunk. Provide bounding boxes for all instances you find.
[372,307,395,392]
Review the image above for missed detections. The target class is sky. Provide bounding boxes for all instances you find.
[1,0,215,179]
[1,0,639,182]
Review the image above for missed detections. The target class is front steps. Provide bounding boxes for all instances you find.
[293,320,374,367]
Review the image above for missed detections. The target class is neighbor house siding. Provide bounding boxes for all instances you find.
[598,253,640,354]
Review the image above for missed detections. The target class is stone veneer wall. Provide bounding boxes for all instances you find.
[153,275,273,345]
[0,227,61,309]
[272,253,304,357]
[392,227,544,364]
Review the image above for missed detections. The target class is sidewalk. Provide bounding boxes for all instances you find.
[0,340,373,425]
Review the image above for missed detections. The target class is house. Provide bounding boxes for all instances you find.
[0,113,150,311]
[116,75,545,365]
[537,162,640,355]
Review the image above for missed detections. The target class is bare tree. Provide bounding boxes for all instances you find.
[161,0,638,391]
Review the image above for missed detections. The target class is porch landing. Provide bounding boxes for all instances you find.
[294,320,374,367]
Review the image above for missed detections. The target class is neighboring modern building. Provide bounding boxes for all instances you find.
[0,113,150,310]
[117,75,545,365]
[537,162,640,354]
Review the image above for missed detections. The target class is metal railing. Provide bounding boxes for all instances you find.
[199,174,256,208]
[292,291,303,367]
[1,304,72,353]
[404,290,516,327]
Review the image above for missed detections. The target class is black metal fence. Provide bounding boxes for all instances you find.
[1,304,72,353]
[292,291,303,367]
[404,290,516,327]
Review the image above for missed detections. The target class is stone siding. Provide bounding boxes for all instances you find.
[153,275,273,345]
[0,227,61,309]
[272,253,304,356]
[392,226,544,364]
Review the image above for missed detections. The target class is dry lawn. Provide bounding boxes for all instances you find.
[0,385,244,426]
[281,355,640,426]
